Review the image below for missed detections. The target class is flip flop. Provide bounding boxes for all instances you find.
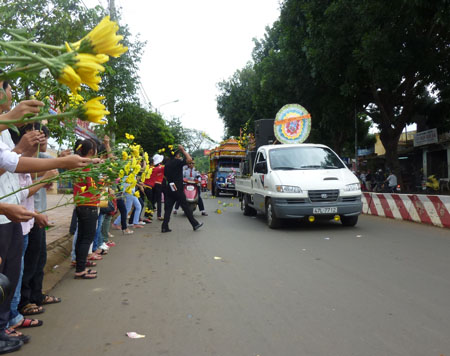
[74,272,97,279]
[12,318,43,329]
[41,295,62,305]
[20,303,45,316]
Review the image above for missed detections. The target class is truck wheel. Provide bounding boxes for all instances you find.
[243,195,257,216]
[266,198,280,229]
[341,215,358,227]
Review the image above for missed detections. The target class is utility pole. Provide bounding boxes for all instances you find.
[109,0,116,20]
[108,0,116,143]
[354,104,358,172]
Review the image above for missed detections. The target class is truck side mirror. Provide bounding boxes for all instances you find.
[254,162,268,174]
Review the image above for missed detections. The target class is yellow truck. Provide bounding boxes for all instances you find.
[208,138,245,196]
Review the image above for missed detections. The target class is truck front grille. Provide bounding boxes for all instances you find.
[308,190,339,202]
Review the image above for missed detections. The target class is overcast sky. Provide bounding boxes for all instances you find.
[85,0,282,143]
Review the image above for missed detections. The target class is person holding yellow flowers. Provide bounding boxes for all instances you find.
[72,139,101,280]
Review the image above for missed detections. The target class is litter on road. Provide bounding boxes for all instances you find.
[126,332,146,339]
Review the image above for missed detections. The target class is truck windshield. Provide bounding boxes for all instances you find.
[218,164,240,172]
[269,146,345,170]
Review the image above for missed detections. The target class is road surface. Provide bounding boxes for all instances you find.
[16,195,450,356]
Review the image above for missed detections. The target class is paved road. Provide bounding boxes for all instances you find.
[16,195,450,356]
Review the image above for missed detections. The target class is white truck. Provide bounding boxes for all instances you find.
[236,143,362,228]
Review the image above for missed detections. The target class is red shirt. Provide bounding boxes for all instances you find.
[144,165,164,188]
[73,168,100,206]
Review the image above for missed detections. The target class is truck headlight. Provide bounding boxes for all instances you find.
[344,183,360,191]
[276,185,302,193]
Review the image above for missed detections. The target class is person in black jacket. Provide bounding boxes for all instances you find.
[161,145,203,233]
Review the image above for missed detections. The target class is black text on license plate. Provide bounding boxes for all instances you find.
[313,207,337,214]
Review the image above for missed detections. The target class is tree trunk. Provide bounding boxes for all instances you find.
[379,130,403,187]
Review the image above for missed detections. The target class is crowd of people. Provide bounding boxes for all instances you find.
[356,169,398,193]
[0,77,206,354]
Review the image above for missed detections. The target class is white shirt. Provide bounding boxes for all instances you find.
[0,140,19,173]
[182,165,200,179]
[386,174,398,188]
[0,130,29,225]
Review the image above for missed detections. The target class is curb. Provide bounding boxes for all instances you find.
[362,192,450,228]
[43,233,73,293]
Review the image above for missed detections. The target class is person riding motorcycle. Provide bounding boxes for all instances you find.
[173,161,208,216]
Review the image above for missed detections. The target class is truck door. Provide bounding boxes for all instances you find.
[253,150,267,211]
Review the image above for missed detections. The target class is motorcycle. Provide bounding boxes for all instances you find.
[183,178,199,212]
[200,175,208,192]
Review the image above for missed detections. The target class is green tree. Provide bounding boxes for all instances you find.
[300,0,450,172]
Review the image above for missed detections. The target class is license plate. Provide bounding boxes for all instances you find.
[313,207,338,214]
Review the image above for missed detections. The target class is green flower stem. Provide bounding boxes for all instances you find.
[0,56,32,63]
[0,111,76,125]
[0,41,54,69]
[8,41,64,52]
[2,62,46,74]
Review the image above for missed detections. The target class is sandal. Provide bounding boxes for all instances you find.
[122,229,134,235]
[133,224,144,229]
[41,295,62,305]
[88,254,103,261]
[85,269,97,274]
[108,232,114,238]
[71,261,97,267]
[5,328,30,344]
[74,272,97,279]
[20,303,45,316]
[12,318,43,329]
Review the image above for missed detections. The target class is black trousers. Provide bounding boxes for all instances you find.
[175,186,205,211]
[69,207,77,235]
[144,187,153,216]
[0,223,23,330]
[162,188,199,230]
[20,223,46,308]
[116,197,128,230]
[75,206,98,273]
[152,184,163,218]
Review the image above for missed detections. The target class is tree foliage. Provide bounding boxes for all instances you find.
[216,0,450,172]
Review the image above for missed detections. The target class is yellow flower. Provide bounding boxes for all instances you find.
[134,191,140,198]
[69,93,84,107]
[161,148,165,152]
[79,96,109,125]
[73,16,128,58]
[124,162,131,175]
[118,169,124,178]
[133,165,141,175]
[80,186,87,193]
[57,65,81,93]
[122,151,128,161]
[125,186,133,194]
[125,133,135,140]
[73,53,108,91]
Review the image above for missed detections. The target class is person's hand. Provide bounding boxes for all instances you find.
[58,149,72,158]
[34,213,49,228]
[103,135,110,145]
[60,155,92,169]
[91,158,104,164]
[0,203,37,223]
[13,130,46,155]
[178,144,184,151]
[42,169,59,180]
[5,100,44,122]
